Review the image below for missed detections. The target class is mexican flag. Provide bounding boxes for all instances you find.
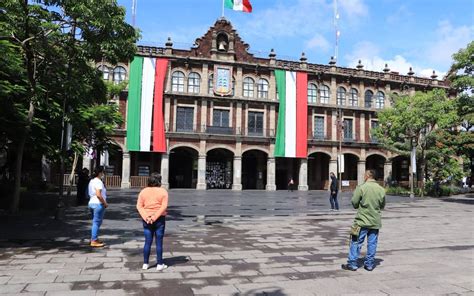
[126,56,168,152]
[224,0,252,12]
[274,69,308,158]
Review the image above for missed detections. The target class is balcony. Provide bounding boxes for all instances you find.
[313,133,329,141]
[205,125,235,135]
[165,123,274,138]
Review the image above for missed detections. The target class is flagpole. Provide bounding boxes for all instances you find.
[222,0,225,18]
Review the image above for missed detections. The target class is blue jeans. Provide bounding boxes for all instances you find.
[330,191,339,210]
[89,203,105,241]
[143,216,166,265]
[347,228,379,269]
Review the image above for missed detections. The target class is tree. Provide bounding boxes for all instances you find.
[374,89,459,195]
[0,0,138,212]
[447,41,474,179]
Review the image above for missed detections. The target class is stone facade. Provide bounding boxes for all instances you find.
[94,19,450,191]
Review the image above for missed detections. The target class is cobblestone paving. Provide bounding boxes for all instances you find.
[0,190,473,295]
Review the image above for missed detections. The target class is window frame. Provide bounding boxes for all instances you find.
[337,86,346,106]
[320,85,330,104]
[171,71,185,92]
[112,66,126,84]
[375,91,385,109]
[364,90,374,108]
[243,77,255,98]
[187,72,201,94]
[257,78,269,99]
[314,115,325,139]
[349,88,358,106]
[308,83,318,103]
[247,111,264,136]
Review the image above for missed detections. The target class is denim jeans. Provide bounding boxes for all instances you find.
[143,216,166,265]
[330,191,339,210]
[347,228,379,269]
[89,203,105,241]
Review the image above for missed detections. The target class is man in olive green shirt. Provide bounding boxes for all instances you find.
[342,170,386,271]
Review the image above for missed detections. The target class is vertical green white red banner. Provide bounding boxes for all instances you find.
[274,69,308,158]
[126,56,168,152]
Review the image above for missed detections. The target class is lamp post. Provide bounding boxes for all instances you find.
[336,107,343,192]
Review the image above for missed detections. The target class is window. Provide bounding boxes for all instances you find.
[371,120,379,142]
[171,71,185,92]
[343,118,353,140]
[248,111,263,136]
[187,72,200,93]
[98,65,110,80]
[349,88,358,106]
[375,91,385,109]
[364,90,373,108]
[243,77,254,98]
[257,78,269,99]
[308,83,318,103]
[320,85,330,104]
[337,87,346,105]
[314,116,325,139]
[113,66,126,84]
[208,74,214,94]
[213,109,229,127]
[176,107,194,132]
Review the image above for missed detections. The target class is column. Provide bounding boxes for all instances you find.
[201,63,209,95]
[360,113,366,142]
[197,155,206,190]
[266,157,276,191]
[298,158,308,191]
[331,110,337,141]
[330,77,337,105]
[236,67,243,97]
[236,102,242,134]
[269,70,276,100]
[232,156,242,190]
[357,160,366,185]
[121,151,131,189]
[160,153,169,189]
[384,161,392,187]
[82,152,92,172]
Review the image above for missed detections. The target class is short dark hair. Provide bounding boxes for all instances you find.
[148,172,162,187]
[366,169,376,179]
[92,166,105,178]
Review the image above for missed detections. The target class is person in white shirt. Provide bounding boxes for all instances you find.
[88,166,108,247]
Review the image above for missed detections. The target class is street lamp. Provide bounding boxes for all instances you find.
[336,107,343,192]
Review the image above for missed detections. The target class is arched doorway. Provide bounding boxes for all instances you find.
[242,150,267,189]
[308,152,330,190]
[169,147,198,188]
[392,155,409,185]
[275,158,299,190]
[366,154,386,181]
[206,148,233,189]
[342,153,359,181]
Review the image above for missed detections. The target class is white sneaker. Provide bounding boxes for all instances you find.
[156,264,168,271]
[142,264,149,270]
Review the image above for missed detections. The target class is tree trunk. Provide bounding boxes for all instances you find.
[420,148,425,198]
[10,101,35,213]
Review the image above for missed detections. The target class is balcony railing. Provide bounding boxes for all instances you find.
[313,134,330,141]
[165,123,275,138]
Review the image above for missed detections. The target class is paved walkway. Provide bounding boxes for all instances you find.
[0,190,473,295]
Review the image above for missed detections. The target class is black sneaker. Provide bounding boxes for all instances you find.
[364,265,374,271]
[341,264,357,271]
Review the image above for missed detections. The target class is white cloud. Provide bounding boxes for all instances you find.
[345,41,445,78]
[305,33,331,52]
[338,0,368,18]
[426,20,473,69]
[386,5,411,24]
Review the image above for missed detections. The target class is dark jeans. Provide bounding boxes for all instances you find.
[142,216,166,265]
[347,228,379,269]
[330,191,339,210]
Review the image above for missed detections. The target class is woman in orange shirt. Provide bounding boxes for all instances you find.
[136,173,169,271]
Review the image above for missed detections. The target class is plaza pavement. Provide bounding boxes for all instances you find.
[0,190,473,295]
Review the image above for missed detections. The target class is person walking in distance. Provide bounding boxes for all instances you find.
[342,170,385,271]
[88,166,108,247]
[329,172,339,211]
[137,173,169,271]
[288,178,294,192]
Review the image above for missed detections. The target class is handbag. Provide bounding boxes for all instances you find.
[350,224,361,237]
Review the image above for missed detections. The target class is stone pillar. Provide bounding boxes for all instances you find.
[201,63,209,96]
[236,102,242,134]
[236,67,243,97]
[160,153,169,189]
[360,113,366,142]
[232,156,242,190]
[331,110,337,141]
[298,158,308,191]
[121,152,131,189]
[269,70,276,100]
[330,77,337,105]
[357,160,366,185]
[384,161,392,187]
[266,157,276,191]
[197,155,206,190]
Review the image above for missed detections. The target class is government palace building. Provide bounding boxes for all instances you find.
[90,19,450,191]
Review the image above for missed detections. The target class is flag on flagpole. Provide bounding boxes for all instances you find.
[224,0,252,12]
[126,56,168,152]
[274,69,308,158]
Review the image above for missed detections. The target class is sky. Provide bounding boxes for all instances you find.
[117,0,473,78]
